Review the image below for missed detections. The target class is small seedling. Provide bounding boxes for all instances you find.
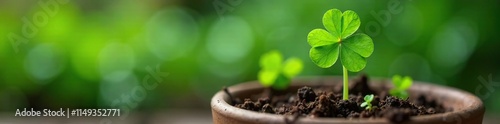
[258,50,303,90]
[307,8,374,100]
[360,94,374,111]
[390,75,413,99]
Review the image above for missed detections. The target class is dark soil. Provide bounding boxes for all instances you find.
[232,75,446,123]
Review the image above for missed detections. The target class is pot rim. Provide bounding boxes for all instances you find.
[211,76,484,123]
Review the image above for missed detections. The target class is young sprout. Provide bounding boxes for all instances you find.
[360,94,374,111]
[390,75,413,99]
[258,50,303,90]
[307,9,374,100]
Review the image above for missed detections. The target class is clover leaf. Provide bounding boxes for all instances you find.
[308,9,373,71]
[308,9,374,100]
[258,50,303,90]
[390,75,413,99]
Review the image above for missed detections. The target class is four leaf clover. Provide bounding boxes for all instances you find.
[308,9,374,72]
[258,50,303,90]
[390,75,413,99]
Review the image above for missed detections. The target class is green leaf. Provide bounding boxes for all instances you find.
[258,51,283,87]
[340,10,361,39]
[390,75,412,99]
[258,70,279,87]
[259,50,283,71]
[309,9,373,74]
[399,91,408,99]
[342,34,374,57]
[364,94,374,102]
[272,74,290,90]
[258,50,303,90]
[340,46,366,72]
[390,89,408,99]
[322,9,342,40]
[392,75,412,90]
[309,43,340,68]
[308,29,337,47]
[308,8,373,101]
[360,102,367,107]
[400,76,413,90]
[392,75,402,87]
[282,57,303,78]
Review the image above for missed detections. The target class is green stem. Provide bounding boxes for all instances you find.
[343,66,348,100]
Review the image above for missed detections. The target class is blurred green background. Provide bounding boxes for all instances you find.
[1,0,500,119]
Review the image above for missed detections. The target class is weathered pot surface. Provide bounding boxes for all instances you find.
[211,77,484,124]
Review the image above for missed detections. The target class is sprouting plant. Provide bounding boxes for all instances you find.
[390,75,413,99]
[360,94,374,111]
[258,50,303,90]
[307,8,374,100]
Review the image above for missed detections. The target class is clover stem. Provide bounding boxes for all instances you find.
[343,66,348,100]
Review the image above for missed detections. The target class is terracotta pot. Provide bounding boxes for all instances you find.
[211,77,485,124]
